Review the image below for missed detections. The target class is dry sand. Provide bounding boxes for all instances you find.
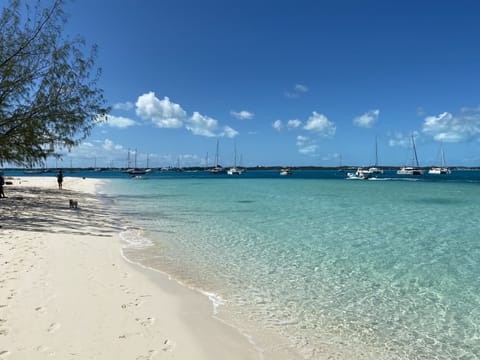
[0,176,264,359]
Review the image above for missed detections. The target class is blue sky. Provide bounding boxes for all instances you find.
[54,0,480,168]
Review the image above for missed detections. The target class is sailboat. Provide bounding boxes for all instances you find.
[368,136,383,174]
[428,143,451,175]
[208,139,226,174]
[174,157,184,172]
[227,143,244,175]
[126,149,152,175]
[397,134,424,175]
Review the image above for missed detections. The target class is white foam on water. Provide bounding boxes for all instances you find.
[120,228,154,249]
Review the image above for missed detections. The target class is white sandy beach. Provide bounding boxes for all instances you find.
[0,176,267,359]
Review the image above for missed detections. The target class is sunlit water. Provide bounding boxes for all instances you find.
[97,171,480,359]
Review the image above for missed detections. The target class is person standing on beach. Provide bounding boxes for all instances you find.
[0,173,5,198]
[57,169,64,190]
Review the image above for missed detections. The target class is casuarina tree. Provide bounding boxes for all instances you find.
[0,0,109,166]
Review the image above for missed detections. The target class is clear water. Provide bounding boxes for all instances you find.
[98,171,480,359]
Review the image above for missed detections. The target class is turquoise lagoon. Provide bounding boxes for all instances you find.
[98,171,480,359]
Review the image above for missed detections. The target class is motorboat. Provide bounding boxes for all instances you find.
[346,168,370,180]
[280,168,293,176]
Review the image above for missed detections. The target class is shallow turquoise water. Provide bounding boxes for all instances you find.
[100,174,480,359]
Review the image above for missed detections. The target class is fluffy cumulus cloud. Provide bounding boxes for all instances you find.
[133,91,238,138]
[287,119,302,129]
[186,112,238,138]
[186,112,218,137]
[231,110,254,120]
[221,126,239,138]
[422,109,480,142]
[136,92,186,128]
[303,112,336,137]
[353,109,380,128]
[273,120,283,131]
[104,114,137,128]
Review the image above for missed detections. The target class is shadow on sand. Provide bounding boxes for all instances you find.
[0,185,121,237]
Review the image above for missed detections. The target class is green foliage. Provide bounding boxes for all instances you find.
[0,0,109,166]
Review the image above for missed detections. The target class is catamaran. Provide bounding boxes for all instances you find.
[428,143,451,174]
[209,139,226,174]
[227,143,244,175]
[397,134,424,175]
[368,136,384,174]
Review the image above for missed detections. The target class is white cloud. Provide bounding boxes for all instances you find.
[295,84,308,93]
[184,112,238,138]
[102,138,124,152]
[287,119,302,129]
[296,135,318,155]
[113,101,134,111]
[296,135,309,146]
[273,120,283,131]
[56,139,127,167]
[299,145,318,155]
[422,109,480,142]
[136,92,186,128]
[353,109,380,128]
[285,83,309,98]
[221,126,239,138]
[303,112,336,137]
[82,142,94,148]
[388,132,408,147]
[231,110,254,120]
[104,114,137,128]
[388,131,420,147]
[133,92,236,138]
[186,112,218,137]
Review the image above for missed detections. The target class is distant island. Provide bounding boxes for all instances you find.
[5,166,480,172]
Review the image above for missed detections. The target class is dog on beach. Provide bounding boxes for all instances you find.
[69,199,78,209]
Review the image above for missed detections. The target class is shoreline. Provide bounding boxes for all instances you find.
[0,176,265,359]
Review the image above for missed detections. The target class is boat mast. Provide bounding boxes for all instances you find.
[215,139,220,167]
[411,134,420,167]
[440,143,445,167]
[374,136,379,167]
[233,142,237,168]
